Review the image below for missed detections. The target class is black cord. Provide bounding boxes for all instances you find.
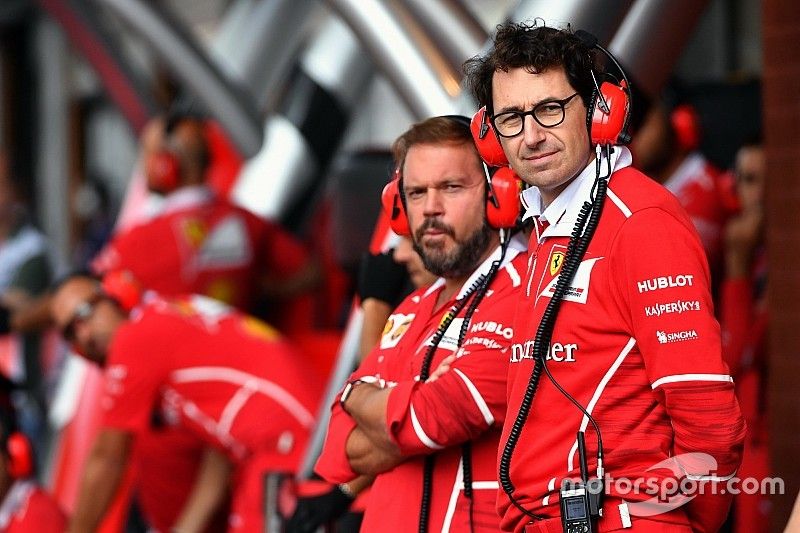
[499,151,610,520]
[418,239,510,533]
[418,277,484,533]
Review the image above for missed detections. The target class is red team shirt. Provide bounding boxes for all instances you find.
[92,186,308,313]
[663,153,735,272]
[100,294,321,531]
[0,480,66,533]
[90,186,311,529]
[501,148,745,533]
[317,239,527,532]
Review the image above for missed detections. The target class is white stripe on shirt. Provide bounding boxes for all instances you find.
[410,405,444,450]
[651,373,733,390]
[452,368,494,426]
[170,366,314,427]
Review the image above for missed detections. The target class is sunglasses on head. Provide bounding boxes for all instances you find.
[61,292,103,343]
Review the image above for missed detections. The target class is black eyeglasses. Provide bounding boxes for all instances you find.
[60,293,102,342]
[491,93,580,138]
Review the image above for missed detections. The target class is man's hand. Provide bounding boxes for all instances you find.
[426,355,456,383]
[285,484,355,533]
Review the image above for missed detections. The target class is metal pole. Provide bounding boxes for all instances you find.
[93,0,263,157]
[326,0,460,119]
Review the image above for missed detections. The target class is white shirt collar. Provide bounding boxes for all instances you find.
[161,185,215,214]
[422,232,528,300]
[520,145,632,239]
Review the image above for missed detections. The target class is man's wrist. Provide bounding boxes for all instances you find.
[339,376,385,414]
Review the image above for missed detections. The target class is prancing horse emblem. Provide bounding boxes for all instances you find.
[550,251,565,276]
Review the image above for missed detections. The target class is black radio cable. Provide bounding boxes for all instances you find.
[417,275,485,533]
[455,234,510,533]
[498,146,611,520]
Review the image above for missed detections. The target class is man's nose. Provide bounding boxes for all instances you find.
[422,189,444,216]
[522,114,547,147]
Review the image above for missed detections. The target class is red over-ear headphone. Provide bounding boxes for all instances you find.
[381,149,521,235]
[470,107,509,167]
[670,103,701,152]
[381,168,411,236]
[101,270,144,313]
[5,432,33,478]
[588,79,631,145]
[145,150,181,195]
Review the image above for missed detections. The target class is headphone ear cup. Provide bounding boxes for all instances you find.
[6,432,33,478]
[101,270,144,313]
[590,81,631,145]
[670,104,701,152]
[470,107,509,167]
[486,167,521,229]
[381,178,410,236]
[145,151,181,194]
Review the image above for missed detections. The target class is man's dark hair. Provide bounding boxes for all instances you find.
[463,22,599,115]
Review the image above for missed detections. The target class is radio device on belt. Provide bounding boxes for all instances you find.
[559,431,604,533]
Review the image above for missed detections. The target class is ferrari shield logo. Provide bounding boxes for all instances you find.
[549,251,565,276]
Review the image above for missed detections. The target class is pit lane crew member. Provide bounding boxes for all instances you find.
[315,115,527,532]
[50,275,321,533]
[91,113,318,329]
[464,22,746,533]
[0,399,66,533]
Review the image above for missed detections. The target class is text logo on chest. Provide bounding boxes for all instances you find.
[510,340,579,363]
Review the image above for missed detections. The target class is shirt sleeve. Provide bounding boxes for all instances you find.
[384,302,513,456]
[610,207,746,533]
[100,319,167,433]
[314,347,383,483]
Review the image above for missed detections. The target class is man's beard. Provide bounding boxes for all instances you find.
[413,218,492,279]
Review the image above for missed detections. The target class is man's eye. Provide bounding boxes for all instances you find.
[538,103,562,115]
[497,113,521,127]
[406,190,424,200]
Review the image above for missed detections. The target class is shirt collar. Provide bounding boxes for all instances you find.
[161,185,214,214]
[520,145,632,238]
[422,232,527,300]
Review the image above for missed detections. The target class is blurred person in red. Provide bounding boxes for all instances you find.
[632,83,737,282]
[0,393,66,532]
[50,274,321,532]
[311,115,527,532]
[720,139,769,532]
[89,112,318,531]
[91,112,319,328]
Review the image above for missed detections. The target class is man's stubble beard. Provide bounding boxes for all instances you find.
[413,218,493,279]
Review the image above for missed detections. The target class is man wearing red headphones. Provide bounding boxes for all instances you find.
[91,113,318,331]
[313,116,528,532]
[49,274,321,533]
[464,23,745,533]
[83,113,320,532]
[0,400,65,532]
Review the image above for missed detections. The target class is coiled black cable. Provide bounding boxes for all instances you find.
[418,237,511,533]
[418,276,485,533]
[498,148,611,520]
